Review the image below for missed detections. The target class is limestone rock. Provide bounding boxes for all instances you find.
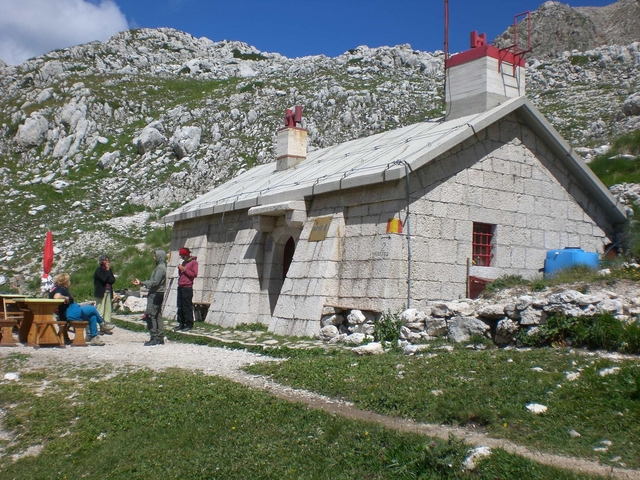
[494,318,519,346]
[352,342,384,355]
[399,308,427,324]
[136,127,167,154]
[344,333,366,345]
[318,325,339,341]
[519,306,544,326]
[462,446,492,471]
[97,151,121,170]
[321,314,344,327]
[123,296,147,313]
[622,92,640,116]
[172,126,202,159]
[424,316,448,337]
[403,344,432,355]
[477,304,506,320]
[447,316,490,343]
[15,114,49,149]
[347,309,366,324]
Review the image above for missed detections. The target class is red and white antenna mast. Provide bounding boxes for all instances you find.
[443,0,449,114]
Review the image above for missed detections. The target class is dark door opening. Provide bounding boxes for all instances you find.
[283,236,295,280]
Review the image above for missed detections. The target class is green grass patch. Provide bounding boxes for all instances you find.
[246,346,640,468]
[569,55,598,66]
[0,355,597,479]
[589,129,640,184]
[517,313,640,353]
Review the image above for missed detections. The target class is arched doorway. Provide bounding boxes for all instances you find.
[267,235,297,314]
[283,236,295,280]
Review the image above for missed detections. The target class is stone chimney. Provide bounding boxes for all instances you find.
[276,106,307,171]
[445,31,526,120]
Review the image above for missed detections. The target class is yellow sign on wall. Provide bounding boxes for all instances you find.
[309,216,332,242]
[386,218,403,234]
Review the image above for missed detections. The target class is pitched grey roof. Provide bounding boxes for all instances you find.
[164,97,627,225]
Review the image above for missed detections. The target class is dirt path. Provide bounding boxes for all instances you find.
[2,327,639,479]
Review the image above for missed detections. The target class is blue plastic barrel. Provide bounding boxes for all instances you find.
[544,247,599,277]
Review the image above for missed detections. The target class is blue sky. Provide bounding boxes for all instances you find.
[0,0,616,65]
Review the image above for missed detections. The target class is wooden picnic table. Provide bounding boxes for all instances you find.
[15,298,65,348]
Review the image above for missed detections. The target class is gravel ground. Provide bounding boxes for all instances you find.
[2,327,640,479]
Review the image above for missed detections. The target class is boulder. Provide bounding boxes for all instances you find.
[352,342,384,355]
[318,325,339,341]
[494,318,519,346]
[447,316,490,343]
[347,309,366,324]
[97,151,121,170]
[123,295,146,313]
[321,314,345,327]
[519,306,544,326]
[424,316,448,337]
[399,308,427,324]
[344,333,366,345]
[403,344,432,355]
[135,127,167,154]
[477,304,506,320]
[15,114,49,149]
[622,92,640,116]
[172,126,202,159]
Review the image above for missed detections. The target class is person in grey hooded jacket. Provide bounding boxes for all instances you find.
[133,250,167,346]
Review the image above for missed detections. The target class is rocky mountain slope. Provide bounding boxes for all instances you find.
[0,1,639,292]
[495,0,640,57]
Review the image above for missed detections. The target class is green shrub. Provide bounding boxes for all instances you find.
[373,311,402,346]
[569,55,598,66]
[517,313,640,353]
[232,49,267,61]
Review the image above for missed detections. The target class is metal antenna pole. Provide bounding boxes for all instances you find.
[443,0,449,116]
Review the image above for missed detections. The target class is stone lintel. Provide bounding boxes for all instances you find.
[252,215,276,232]
[248,200,307,231]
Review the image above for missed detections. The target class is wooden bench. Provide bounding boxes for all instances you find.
[33,320,67,349]
[0,318,19,347]
[60,321,89,347]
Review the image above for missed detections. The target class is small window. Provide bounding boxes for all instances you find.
[472,223,495,266]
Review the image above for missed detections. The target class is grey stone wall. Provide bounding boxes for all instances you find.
[271,114,615,336]
[164,210,255,323]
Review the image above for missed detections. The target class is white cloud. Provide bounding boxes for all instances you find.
[0,0,129,65]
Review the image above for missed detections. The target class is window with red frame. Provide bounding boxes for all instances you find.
[472,223,495,266]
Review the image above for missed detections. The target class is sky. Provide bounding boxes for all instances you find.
[0,0,618,65]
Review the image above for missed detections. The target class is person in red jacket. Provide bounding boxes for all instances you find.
[175,247,198,331]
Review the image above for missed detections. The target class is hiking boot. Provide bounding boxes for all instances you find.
[173,324,185,332]
[144,338,165,346]
[182,326,193,332]
[90,336,105,346]
[100,323,115,332]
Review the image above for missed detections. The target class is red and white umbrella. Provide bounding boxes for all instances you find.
[41,230,54,293]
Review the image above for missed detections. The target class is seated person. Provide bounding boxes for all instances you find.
[49,273,114,346]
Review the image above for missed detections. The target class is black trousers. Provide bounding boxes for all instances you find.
[177,286,194,327]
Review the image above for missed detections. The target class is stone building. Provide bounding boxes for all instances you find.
[162,35,628,337]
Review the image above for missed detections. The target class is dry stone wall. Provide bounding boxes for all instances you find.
[317,278,640,350]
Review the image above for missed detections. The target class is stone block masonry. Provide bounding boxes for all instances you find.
[164,115,618,338]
